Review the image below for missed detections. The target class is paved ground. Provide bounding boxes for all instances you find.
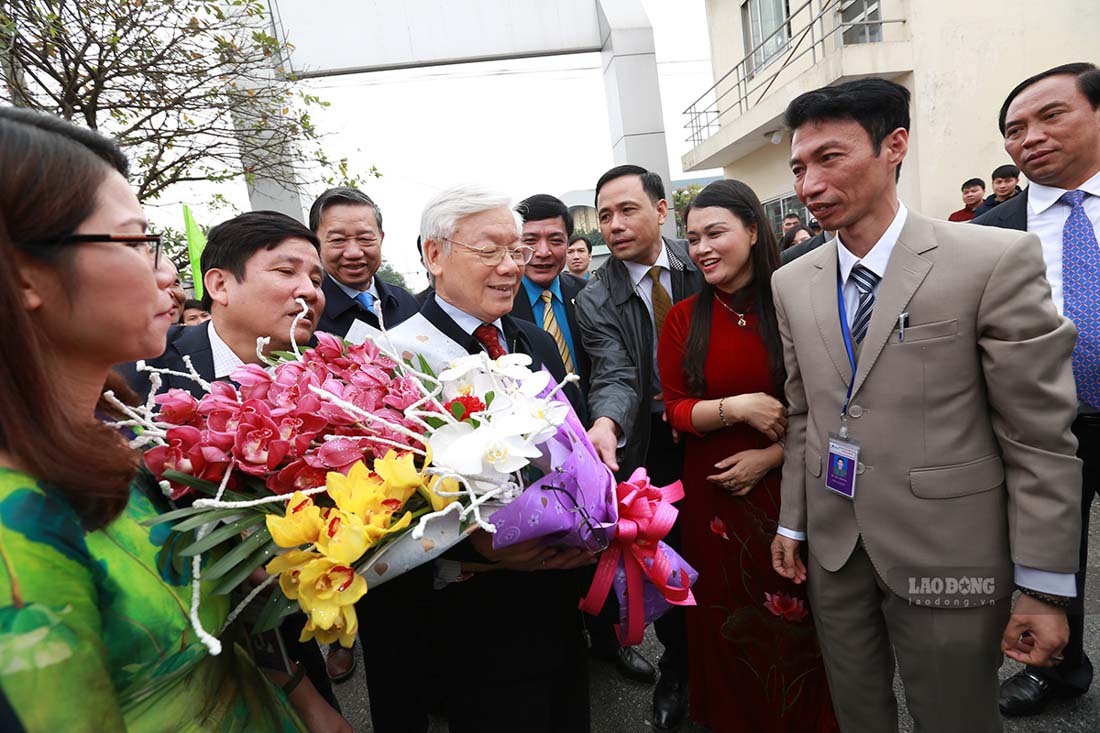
[330,502,1100,732]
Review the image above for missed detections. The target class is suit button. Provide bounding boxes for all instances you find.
[849,404,864,418]
[857,462,866,475]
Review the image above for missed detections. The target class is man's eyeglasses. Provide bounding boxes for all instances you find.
[445,237,535,266]
[61,233,163,268]
[545,483,610,553]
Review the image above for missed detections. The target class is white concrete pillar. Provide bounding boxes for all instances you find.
[597,0,677,238]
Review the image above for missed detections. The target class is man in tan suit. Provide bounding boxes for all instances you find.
[770,78,1082,732]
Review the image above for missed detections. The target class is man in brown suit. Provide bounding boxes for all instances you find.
[770,78,1082,732]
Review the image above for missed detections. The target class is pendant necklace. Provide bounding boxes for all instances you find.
[716,295,748,327]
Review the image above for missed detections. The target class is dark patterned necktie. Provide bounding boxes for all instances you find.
[648,266,672,337]
[474,323,507,359]
[849,264,880,344]
[1060,189,1100,409]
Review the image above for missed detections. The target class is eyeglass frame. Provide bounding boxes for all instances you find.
[544,482,610,553]
[59,233,163,268]
[443,237,535,266]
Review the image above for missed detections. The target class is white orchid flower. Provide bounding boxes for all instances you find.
[428,420,543,478]
[489,393,569,444]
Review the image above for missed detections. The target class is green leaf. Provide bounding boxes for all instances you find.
[162,470,259,504]
[201,527,272,582]
[252,584,299,635]
[423,416,446,430]
[416,354,436,378]
[449,401,466,420]
[210,539,279,596]
[169,507,253,532]
[484,391,495,408]
[141,504,214,527]
[179,513,266,556]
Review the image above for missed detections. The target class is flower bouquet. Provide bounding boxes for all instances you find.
[108,302,696,654]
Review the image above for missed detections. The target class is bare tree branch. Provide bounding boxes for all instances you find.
[0,0,375,202]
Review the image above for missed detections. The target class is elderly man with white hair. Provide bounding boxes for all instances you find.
[374,185,592,733]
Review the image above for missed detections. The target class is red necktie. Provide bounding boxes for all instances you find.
[474,323,507,359]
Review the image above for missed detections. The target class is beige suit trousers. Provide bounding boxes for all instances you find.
[809,544,1011,733]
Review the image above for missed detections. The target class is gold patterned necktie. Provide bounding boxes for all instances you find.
[648,266,672,337]
[540,289,575,373]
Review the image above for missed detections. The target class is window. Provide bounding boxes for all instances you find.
[841,0,882,44]
[741,0,790,76]
[764,192,809,238]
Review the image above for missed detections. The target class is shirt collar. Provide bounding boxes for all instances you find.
[836,202,909,284]
[433,293,504,337]
[1028,170,1100,215]
[622,244,671,288]
[207,320,246,379]
[331,275,379,302]
[522,275,564,306]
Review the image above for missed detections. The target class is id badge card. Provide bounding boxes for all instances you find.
[825,433,860,500]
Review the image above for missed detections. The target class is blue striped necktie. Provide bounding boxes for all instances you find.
[849,264,880,344]
[1061,189,1100,409]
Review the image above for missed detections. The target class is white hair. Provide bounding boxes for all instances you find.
[419,184,522,265]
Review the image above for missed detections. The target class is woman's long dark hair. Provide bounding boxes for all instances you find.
[681,179,785,397]
[0,108,137,530]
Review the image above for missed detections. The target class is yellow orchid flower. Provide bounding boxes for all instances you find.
[420,474,460,512]
[299,605,359,648]
[326,461,384,520]
[363,506,413,543]
[266,492,324,548]
[314,508,372,564]
[265,549,321,601]
[373,449,423,506]
[296,557,368,631]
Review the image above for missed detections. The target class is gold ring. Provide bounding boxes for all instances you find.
[1051,654,1065,665]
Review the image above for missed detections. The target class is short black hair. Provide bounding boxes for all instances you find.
[784,77,910,180]
[998,62,1100,135]
[594,164,666,207]
[783,213,803,223]
[568,234,593,253]
[308,186,383,232]
[200,210,319,310]
[183,299,205,311]
[961,178,985,190]
[991,164,1020,180]
[516,194,574,236]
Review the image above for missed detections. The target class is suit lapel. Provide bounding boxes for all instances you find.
[808,243,852,385]
[420,297,480,355]
[850,215,936,396]
[176,321,216,382]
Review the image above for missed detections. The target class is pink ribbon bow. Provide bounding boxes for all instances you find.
[579,468,696,646]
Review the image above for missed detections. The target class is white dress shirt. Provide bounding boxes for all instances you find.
[208,321,247,379]
[836,203,909,328]
[434,294,506,353]
[1026,170,1100,316]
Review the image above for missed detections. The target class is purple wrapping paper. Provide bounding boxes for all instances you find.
[488,371,699,628]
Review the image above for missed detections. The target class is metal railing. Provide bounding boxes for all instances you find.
[684,0,907,147]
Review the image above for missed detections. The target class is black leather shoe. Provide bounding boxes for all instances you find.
[615,647,657,683]
[652,678,688,731]
[999,669,1083,716]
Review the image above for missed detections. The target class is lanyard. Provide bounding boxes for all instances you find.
[836,271,857,437]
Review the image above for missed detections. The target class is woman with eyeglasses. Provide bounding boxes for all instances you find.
[0,108,343,731]
[657,180,837,732]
